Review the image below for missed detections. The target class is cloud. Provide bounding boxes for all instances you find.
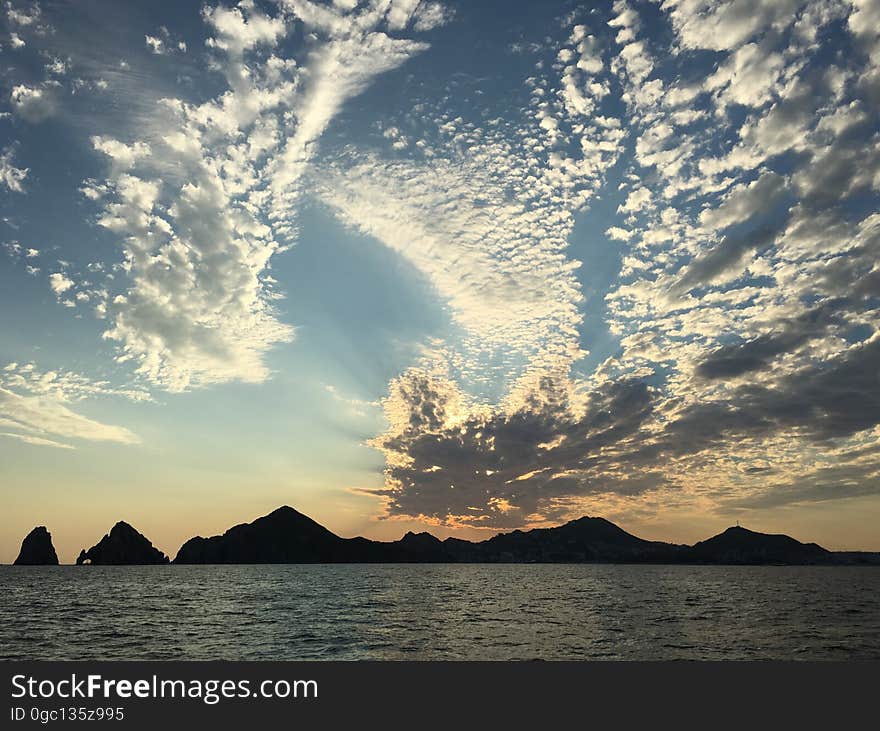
[662,335,880,449]
[695,299,845,379]
[0,361,151,403]
[368,368,659,528]
[84,0,439,391]
[663,0,803,52]
[144,25,187,55]
[0,146,28,192]
[698,170,788,231]
[0,362,147,449]
[266,1,431,238]
[316,150,588,380]
[723,452,880,510]
[5,1,43,28]
[9,83,58,121]
[315,12,625,388]
[358,0,880,528]
[48,272,74,295]
[0,388,139,446]
[793,136,880,204]
[0,432,74,449]
[90,136,151,171]
[704,42,785,109]
[5,0,879,527]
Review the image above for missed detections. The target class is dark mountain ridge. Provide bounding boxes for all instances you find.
[688,526,830,565]
[172,506,878,566]
[15,507,878,565]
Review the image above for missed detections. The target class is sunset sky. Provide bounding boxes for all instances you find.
[2,0,879,563]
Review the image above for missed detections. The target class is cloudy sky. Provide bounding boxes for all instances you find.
[2,0,879,562]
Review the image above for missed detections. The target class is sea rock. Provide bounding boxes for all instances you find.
[13,526,59,565]
[76,521,169,565]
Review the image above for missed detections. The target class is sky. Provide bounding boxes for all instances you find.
[1,0,879,563]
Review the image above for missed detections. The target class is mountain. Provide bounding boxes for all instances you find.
[175,506,350,564]
[173,508,687,564]
[24,506,869,566]
[685,526,831,565]
[442,516,685,563]
[13,526,59,565]
[174,506,451,563]
[76,521,169,565]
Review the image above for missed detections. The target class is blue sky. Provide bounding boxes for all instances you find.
[2,0,880,561]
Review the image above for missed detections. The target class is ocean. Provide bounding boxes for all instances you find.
[1,564,878,660]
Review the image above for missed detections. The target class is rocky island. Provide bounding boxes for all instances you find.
[13,526,59,565]
[76,521,169,565]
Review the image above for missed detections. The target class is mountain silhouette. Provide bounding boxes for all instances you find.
[15,507,877,565]
[171,506,878,565]
[76,521,169,565]
[13,526,59,565]
[454,516,685,563]
[175,506,351,564]
[687,526,830,564]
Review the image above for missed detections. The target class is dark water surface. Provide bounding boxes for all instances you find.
[1,564,878,660]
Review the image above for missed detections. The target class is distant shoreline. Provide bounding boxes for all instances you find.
[12,506,880,566]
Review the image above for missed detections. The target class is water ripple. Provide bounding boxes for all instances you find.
[0,564,878,660]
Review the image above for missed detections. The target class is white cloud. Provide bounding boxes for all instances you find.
[85,0,442,391]
[663,0,803,52]
[704,42,785,109]
[91,136,151,171]
[48,272,74,295]
[0,431,75,449]
[0,361,151,403]
[0,362,150,449]
[145,35,164,54]
[145,25,187,55]
[411,1,452,31]
[9,82,57,122]
[318,152,586,377]
[6,0,877,525]
[0,362,146,449]
[266,2,430,238]
[5,2,42,27]
[315,12,626,388]
[0,387,139,446]
[848,0,880,58]
[0,146,28,192]
[699,170,787,231]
